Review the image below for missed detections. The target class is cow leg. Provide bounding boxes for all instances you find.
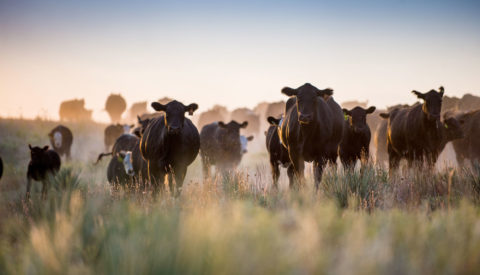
[173,165,187,197]
[41,180,48,200]
[148,161,165,196]
[288,150,304,189]
[26,177,32,199]
[270,160,280,189]
[287,165,295,188]
[313,158,327,191]
[201,155,211,179]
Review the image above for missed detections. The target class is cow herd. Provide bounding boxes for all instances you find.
[12,83,480,199]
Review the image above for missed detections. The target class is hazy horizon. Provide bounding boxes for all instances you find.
[1,0,479,122]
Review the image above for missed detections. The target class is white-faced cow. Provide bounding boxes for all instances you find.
[279,83,344,189]
[48,125,73,160]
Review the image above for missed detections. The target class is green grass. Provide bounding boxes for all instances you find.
[1,118,480,274]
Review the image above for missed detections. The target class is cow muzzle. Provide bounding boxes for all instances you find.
[168,126,182,135]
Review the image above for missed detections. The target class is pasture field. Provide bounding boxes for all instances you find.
[0,118,480,274]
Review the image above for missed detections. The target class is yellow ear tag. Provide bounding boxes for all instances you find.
[344,114,349,121]
[444,124,448,129]
[117,156,124,163]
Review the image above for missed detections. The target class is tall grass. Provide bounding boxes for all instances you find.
[1,118,480,274]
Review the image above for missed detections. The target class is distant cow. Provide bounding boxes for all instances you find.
[59,99,92,122]
[457,94,480,112]
[231,108,260,135]
[48,125,73,160]
[104,124,134,151]
[0,156,3,180]
[279,83,344,189]
[266,116,293,187]
[200,120,248,178]
[197,105,229,130]
[452,110,480,165]
[26,145,61,199]
[384,87,446,169]
[265,101,286,118]
[129,101,147,122]
[107,150,135,185]
[140,100,200,196]
[339,106,376,170]
[105,94,127,123]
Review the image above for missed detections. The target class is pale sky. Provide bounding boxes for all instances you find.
[1,0,479,122]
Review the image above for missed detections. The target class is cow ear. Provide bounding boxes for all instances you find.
[342,108,352,116]
[438,86,444,97]
[137,115,141,122]
[129,124,134,128]
[366,106,376,114]
[185,103,198,116]
[48,131,53,137]
[43,146,49,151]
[151,102,167,112]
[379,113,390,119]
[281,87,298,97]
[218,121,227,128]
[240,121,249,128]
[412,90,425,99]
[247,135,254,141]
[28,144,33,150]
[267,116,280,126]
[316,88,333,97]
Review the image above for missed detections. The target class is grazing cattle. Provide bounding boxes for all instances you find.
[59,99,92,122]
[339,106,376,170]
[48,125,73,160]
[279,83,344,188]
[231,108,260,135]
[451,110,480,165]
[384,87,446,169]
[105,94,127,123]
[266,116,293,187]
[197,105,229,130]
[140,100,200,196]
[457,94,480,112]
[0,156,3,180]
[200,120,248,177]
[26,145,61,199]
[129,101,147,122]
[104,124,134,151]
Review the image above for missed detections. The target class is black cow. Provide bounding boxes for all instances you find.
[48,125,73,160]
[26,145,61,199]
[140,100,199,196]
[104,124,134,151]
[133,116,151,138]
[452,110,480,165]
[107,150,135,185]
[279,83,344,189]
[339,106,376,170]
[200,120,248,178]
[383,87,446,169]
[266,116,293,188]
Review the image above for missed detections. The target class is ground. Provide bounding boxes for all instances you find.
[0,118,479,274]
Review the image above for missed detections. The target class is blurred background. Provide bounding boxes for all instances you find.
[0,0,479,122]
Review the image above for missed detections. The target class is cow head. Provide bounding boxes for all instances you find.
[48,130,63,148]
[29,144,49,162]
[239,135,254,154]
[443,113,464,141]
[151,100,198,135]
[282,83,333,125]
[412,86,444,122]
[134,116,151,137]
[218,120,248,149]
[117,151,134,176]
[343,106,376,133]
